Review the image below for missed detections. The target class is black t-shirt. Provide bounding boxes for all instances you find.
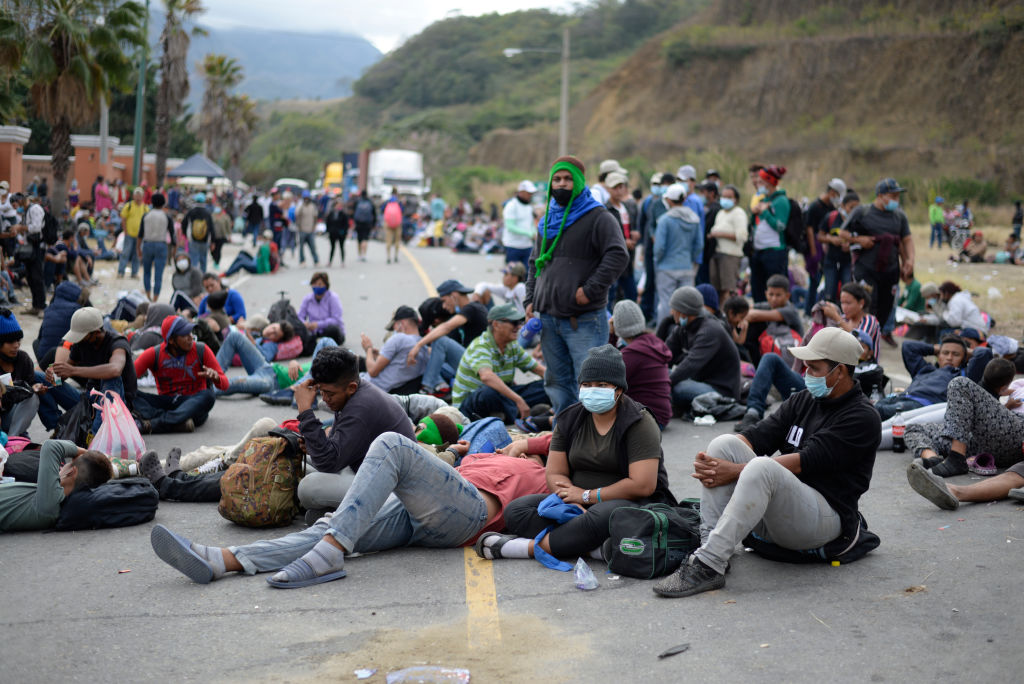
[70,332,138,406]
[819,210,851,265]
[448,302,489,347]
[805,197,833,251]
[841,205,910,273]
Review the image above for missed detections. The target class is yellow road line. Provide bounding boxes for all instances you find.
[401,244,438,296]
[463,547,503,648]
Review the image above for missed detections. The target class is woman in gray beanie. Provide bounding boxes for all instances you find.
[475,344,675,563]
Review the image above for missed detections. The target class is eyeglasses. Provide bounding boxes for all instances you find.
[500,320,523,329]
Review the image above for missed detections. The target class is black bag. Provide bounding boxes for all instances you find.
[55,477,159,531]
[742,513,880,565]
[269,295,313,355]
[603,503,701,579]
[53,393,96,447]
[784,198,808,254]
[111,290,148,322]
[42,211,60,245]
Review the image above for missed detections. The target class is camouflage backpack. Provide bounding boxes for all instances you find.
[218,428,304,527]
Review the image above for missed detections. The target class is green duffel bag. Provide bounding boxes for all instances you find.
[603,503,702,579]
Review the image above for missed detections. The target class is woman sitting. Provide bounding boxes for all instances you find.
[297,271,345,344]
[820,282,881,361]
[475,344,674,563]
[0,309,40,437]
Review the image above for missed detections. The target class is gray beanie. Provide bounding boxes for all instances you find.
[612,299,645,339]
[578,344,628,389]
[670,286,704,316]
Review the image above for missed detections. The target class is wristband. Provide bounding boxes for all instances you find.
[596,488,602,503]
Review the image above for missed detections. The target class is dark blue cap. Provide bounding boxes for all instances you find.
[875,177,907,195]
[436,279,473,296]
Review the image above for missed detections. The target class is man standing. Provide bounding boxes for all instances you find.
[929,196,945,249]
[803,178,847,313]
[118,187,147,278]
[295,191,319,265]
[20,194,47,316]
[244,193,264,247]
[525,155,628,413]
[182,193,214,273]
[590,159,627,205]
[453,303,548,423]
[840,178,915,331]
[502,181,537,268]
[654,328,880,598]
[638,173,674,323]
[675,164,707,246]
[604,171,639,312]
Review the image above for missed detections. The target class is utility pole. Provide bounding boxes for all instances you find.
[559,27,570,157]
[131,0,150,185]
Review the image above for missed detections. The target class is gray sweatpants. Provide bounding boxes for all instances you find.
[694,434,841,574]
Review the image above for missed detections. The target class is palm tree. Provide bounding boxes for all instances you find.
[8,0,145,211]
[224,93,257,173]
[155,0,205,188]
[196,53,242,160]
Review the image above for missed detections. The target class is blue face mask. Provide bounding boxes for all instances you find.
[698,194,707,206]
[720,198,735,210]
[804,365,838,399]
[312,286,327,297]
[652,186,666,196]
[579,386,617,414]
[676,315,689,327]
[926,297,938,308]
[885,199,900,211]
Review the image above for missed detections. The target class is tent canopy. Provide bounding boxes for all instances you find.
[166,153,226,179]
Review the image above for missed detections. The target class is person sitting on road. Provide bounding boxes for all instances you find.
[476,344,674,565]
[33,281,88,361]
[408,279,489,397]
[818,282,881,361]
[936,280,988,337]
[291,346,417,520]
[197,273,246,323]
[200,290,232,336]
[149,432,551,587]
[472,262,528,316]
[452,303,548,424]
[612,299,672,429]
[873,334,991,420]
[959,231,987,263]
[222,230,278,277]
[358,305,429,395]
[169,250,204,314]
[0,309,41,437]
[654,328,880,598]
[0,441,110,532]
[212,328,313,398]
[665,286,741,412]
[132,315,229,433]
[297,271,345,345]
[735,274,805,368]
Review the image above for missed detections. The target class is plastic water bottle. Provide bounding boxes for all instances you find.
[518,315,542,348]
[892,412,906,453]
[870,387,882,404]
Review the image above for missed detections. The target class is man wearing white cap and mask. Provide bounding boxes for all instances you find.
[675,164,706,250]
[655,327,881,598]
[590,159,626,205]
[503,180,537,268]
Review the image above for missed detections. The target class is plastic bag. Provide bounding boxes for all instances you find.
[89,390,146,461]
[574,557,599,591]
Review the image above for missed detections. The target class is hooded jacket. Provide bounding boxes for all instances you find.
[34,281,82,360]
[654,205,703,271]
[621,333,673,427]
[131,303,175,352]
[171,255,203,298]
[666,313,741,399]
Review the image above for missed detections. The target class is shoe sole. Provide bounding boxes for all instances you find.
[1008,487,1024,503]
[151,525,214,584]
[266,568,346,589]
[906,461,959,510]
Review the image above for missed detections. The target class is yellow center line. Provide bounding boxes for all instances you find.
[401,243,502,648]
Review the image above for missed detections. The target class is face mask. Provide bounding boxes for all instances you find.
[652,186,665,196]
[926,297,938,308]
[676,315,689,327]
[579,386,617,414]
[312,286,327,297]
[720,198,735,210]
[885,199,900,211]
[757,185,771,196]
[839,207,849,219]
[176,259,189,271]
[551,188,574,206]
[804,365,838,399]
[698,194,707,206]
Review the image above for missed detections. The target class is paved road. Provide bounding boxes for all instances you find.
[3,236,1020,682]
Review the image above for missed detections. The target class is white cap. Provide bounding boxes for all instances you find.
[599,159,626,176]
[789,327,862,367]
[604,171,628,188]
[664,183,689,202]
[517,180,537,194]
[0,180,9,190]
[828,178,847,197]
[676,164,697,181]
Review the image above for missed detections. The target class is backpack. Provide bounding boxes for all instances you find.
[742,512,880,565]
[353,198,374,224]
[602,503,702,579]
[758,322,803,367]
[42,211,60,245]
[218,428,304,527]
[784,198,807,254]
[382,200,402,229]
[111,289,148,321]
[268,296,313,355]
[190,216,209,241]
[53,393,96,447]
[55,477,160,531]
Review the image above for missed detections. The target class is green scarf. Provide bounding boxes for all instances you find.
[534,161,587,277]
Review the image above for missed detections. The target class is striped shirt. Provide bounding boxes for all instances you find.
[452,330,537,406]
[851,313,881,360]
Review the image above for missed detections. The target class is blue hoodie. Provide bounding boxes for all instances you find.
[653,205,703,271]
[35,281,82,359]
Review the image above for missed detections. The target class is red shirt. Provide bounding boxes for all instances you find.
[457,453,549,545]
[134,341,229,396]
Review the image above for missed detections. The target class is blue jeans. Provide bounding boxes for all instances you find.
[750,249,788,303]
[745,353,805,417]
[671,378,716,407]
[505,246,532,268]
[930,222,944,248]
[188,239,208,273]
[539,309,609,414]
[458,379,550,423]
[422,335,464,389]
[35,371,81,430]
[298,232,319,264]
[133,389,216,432]
[247,221,261,247]
[223,250,258,277]
[141,241,168,297]
[118,235,139,277]
[874,395,926,421]
[804,266,822,316]
[822,256,851,303]
[230,433,489,574]
[215,330,277,396]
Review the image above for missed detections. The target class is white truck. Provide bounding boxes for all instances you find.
[361,148,429,199]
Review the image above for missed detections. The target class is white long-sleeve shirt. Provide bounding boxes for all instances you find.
[25,203,44,235]
[942,290,987,332]
[501,197,535,250]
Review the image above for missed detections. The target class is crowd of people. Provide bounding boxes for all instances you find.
[2,156,1024,606]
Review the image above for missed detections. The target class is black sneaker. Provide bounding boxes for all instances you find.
[259,388,295,406]
[734,411,760,433]
[930,452,968,478]
[653,555,725,598]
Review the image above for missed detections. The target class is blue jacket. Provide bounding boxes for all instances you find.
[901,340,991,405]
[654,205,703,271]
[198,288,247,323]
[34,281,83,360]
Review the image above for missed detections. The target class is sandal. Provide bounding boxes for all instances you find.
[967,452,997,476]
[474,532,517,560]
[266,558,346,589]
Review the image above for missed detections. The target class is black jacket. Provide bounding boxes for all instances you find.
[666,313,741,399]
[741,382,880,540]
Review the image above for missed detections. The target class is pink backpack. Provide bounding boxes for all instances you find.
[274,335,304,361]
[383,201,403,229]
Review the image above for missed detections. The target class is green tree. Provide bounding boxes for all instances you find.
[196,53,242,159]
[155,0,205,187]
[223,93,257,185]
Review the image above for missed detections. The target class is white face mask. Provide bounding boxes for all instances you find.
[176,259,189,270]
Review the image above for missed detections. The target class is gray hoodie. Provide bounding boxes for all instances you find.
[654,205,703,271]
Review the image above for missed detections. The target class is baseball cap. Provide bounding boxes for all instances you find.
[194,192,207,203]
[789,327,862,367]
[649,172,663,186]
[63,307,105,344]
[502,262,526,279]
[960,328,982,342]
[386,305,419,331]
[828,178,847,197]
[934,196,944,203]
[436,279,473,297]
[599,159,626,176]
[664,183,689,202]
[161,315,196,342]
[487,303,525,322]
[0,180,9,190]
[705,169,720,178]
[875,177,907,195]
[676,164,697,181]
[302,190,311,198]
[604,171,628,188]
[517,180,537,194]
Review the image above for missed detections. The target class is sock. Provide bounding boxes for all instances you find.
[481,536,532,560]
[297,539,346,575]
[588,547,604,561]
[166,447,182,476]
[191,542,227,579]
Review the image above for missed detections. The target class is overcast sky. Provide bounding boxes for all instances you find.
[199,1,573,53]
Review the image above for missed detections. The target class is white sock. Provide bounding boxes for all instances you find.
[191,543,227,579]
[482,536,532,560]
[299,539,346,575]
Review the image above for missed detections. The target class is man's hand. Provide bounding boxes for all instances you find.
[1006,397,1022,410]
[202,367,219,382]
[691,451,743,488]
[236,316,247,328]
[516,396,531,419]
[51,361,73,379]
[360,333,373,352]
[525,303,533,318]
[293,378,317,412]
[574,287,589,306]
[405,345,421,366]
[498,439,530,459]
[859,235,876,249]
[44,367,55,384]
[32,382,48,395]
[287,359,303,382]
[449,439,470,458]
